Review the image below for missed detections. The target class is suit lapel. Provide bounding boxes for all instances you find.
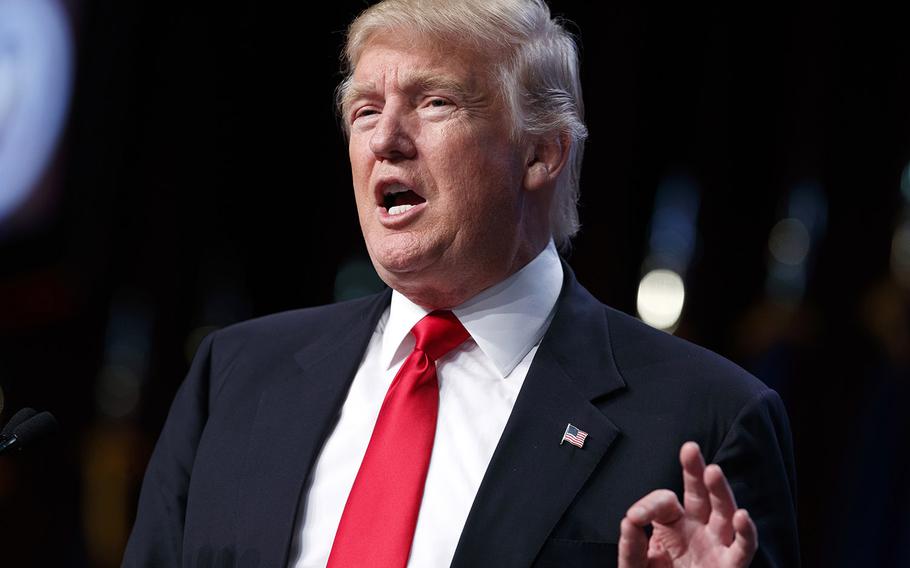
[234,290,392,566]
[451,265,626,568]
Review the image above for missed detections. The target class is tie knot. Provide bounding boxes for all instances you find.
[411,310,470,362]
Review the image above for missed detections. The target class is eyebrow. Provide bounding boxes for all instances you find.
[340,70,477,116]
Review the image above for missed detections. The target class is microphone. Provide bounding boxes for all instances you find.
[0,410,58,456]
[1,407,38,436]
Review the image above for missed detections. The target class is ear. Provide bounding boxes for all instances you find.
[523,132,571,193]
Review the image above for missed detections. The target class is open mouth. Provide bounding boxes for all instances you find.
[382,183,426,215]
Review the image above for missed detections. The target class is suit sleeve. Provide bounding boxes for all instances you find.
[710,388,800,568]
[122,331,216,567]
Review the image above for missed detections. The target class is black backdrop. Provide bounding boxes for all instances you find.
[0,1,908,566]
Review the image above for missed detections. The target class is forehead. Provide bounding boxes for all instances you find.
[350,34,492,95]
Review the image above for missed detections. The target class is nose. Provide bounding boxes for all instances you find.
[368,105,416,161]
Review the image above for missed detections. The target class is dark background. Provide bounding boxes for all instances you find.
[1,1,908,566]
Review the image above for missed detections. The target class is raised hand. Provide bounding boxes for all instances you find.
[618,441,757,567]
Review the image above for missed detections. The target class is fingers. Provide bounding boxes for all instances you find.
[680,441,710,523]
[618,443,758,568]
[728,508,758,566]
[619,490,683,568]
[618,517,649,568]
[625,489,685,527]
[705,463,738,544]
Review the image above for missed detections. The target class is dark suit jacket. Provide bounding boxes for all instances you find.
[123,265,799,567]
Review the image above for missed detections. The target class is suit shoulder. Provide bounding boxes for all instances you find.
[603,304,771,405]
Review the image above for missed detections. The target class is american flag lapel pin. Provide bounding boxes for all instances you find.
[561,423,588,448]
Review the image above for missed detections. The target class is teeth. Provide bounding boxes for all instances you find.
[388,204,414,215]
[384,183,411,195]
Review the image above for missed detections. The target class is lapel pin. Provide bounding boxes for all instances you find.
[560,423,588,448]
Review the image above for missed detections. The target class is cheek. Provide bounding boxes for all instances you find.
[458,147,521,206]
[349,149,373,207]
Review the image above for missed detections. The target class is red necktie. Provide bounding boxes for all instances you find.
[327,310,470,568]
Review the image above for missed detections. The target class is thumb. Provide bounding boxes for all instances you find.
[618,516,650,567]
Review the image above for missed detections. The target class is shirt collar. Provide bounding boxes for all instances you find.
[380,240,563,378]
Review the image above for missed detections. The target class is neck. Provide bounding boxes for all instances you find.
[394,237,550,310]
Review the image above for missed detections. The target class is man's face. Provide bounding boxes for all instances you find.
[345,35,548,308]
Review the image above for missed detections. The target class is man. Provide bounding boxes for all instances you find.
[124,1,798,566]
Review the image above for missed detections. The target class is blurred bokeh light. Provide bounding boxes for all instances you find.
[0,0,72,228]
[636,269,686,331]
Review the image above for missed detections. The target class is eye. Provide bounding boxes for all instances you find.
[352,107,380,122]
[426,97,452,109]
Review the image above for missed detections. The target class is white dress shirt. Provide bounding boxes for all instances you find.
[288,241,563,568]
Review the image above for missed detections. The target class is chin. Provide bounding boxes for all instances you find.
[367,231,438,270]
[368,243,429,280]
[369,251,457,307]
